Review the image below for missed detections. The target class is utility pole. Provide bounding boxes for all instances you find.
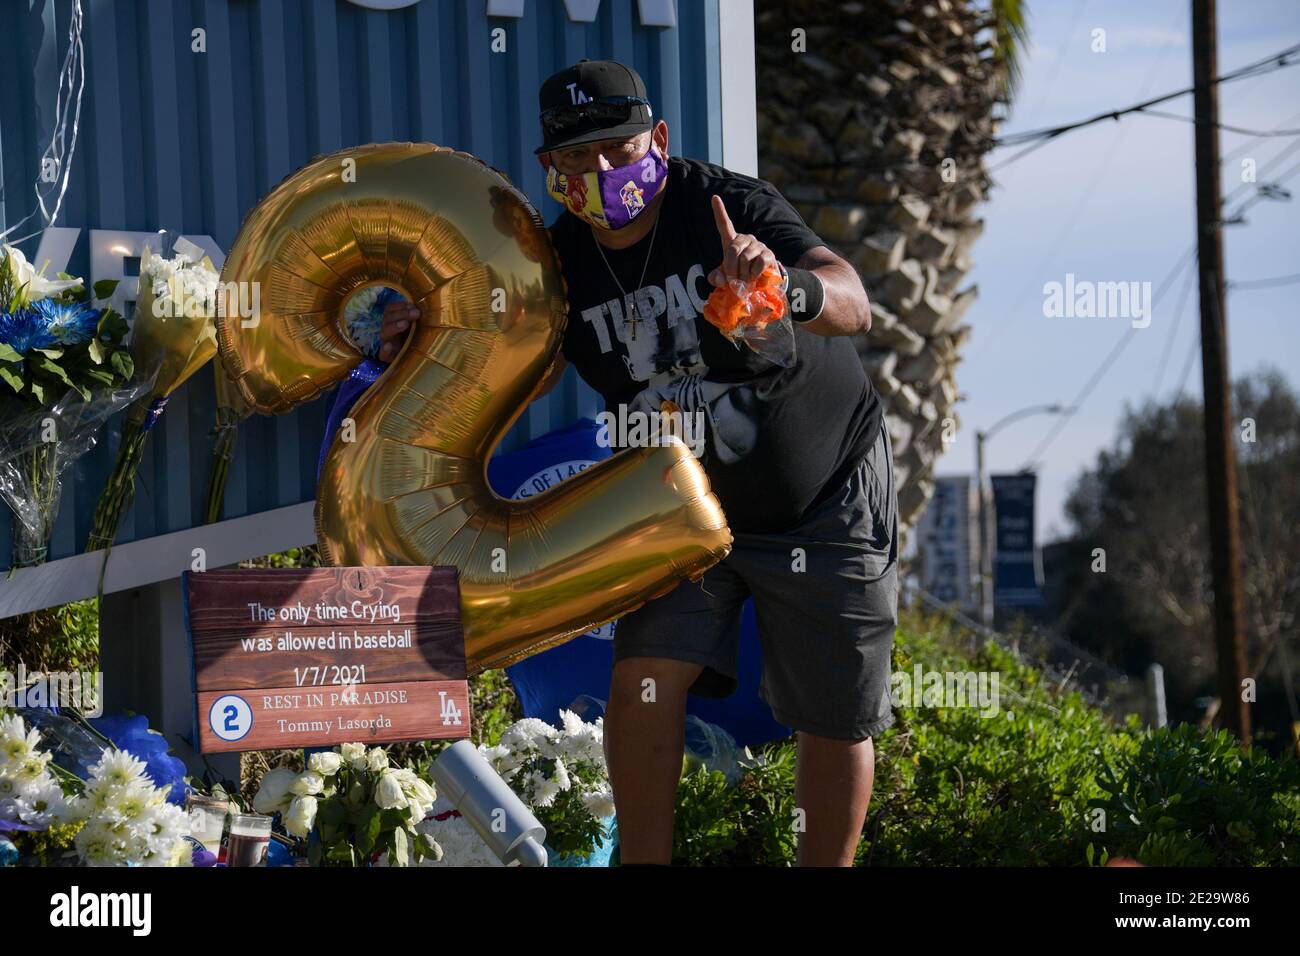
[1191,0,1250,744]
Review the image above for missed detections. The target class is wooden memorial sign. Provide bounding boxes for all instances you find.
[184,566,470,753]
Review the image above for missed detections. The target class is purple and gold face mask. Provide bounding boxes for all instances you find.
[545,144,668,230]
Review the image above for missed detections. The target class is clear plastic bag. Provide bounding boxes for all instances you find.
[0,379,150,567]
[702,267,797,368]
[682,715,746,785]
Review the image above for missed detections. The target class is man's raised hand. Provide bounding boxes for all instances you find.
[708,193,777,287]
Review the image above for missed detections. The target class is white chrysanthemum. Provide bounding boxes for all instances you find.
[79,780,120,814]
[90,749,150,789]
[0,768,30,810]
[530,771,561,808]
[502,718,556,748]
[74,826,122,867]
[552,758,571,792]
[581,788,617,820]
[13,751,53,784]
[559,709,587,738]
[111,783,155,823]
[0,714,42,767]
[141,809,185,857]
[16,778,70,827]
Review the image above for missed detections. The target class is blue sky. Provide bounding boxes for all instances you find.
[943,0,1300,541]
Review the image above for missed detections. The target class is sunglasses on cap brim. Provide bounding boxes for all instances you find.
[540,96,653,137]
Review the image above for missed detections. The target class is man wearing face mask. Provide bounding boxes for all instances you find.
[380,59,896,867]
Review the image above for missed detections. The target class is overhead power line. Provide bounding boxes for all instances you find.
[1136,108,1300,137]
[993,42,1300,150]
[1227,271,1300,290]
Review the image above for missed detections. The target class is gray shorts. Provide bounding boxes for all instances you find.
[613,421,899,740]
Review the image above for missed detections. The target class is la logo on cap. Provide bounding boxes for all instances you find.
[566,83,591,104]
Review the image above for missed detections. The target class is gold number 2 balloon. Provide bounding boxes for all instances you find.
[215,143,732,673]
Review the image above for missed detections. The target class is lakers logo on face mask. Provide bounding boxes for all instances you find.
[620,180,645,217]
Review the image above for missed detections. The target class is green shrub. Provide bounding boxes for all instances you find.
[1087,723,1300,866]
[668,608,1298,866]
[0,598,99,672]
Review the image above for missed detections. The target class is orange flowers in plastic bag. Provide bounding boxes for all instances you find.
[703,263,788,337]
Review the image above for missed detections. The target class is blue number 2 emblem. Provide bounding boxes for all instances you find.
[209,695,252,743]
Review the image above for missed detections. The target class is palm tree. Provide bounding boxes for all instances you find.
[755,0,1028,536]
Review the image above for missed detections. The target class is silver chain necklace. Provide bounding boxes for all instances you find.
[591,214,661,341]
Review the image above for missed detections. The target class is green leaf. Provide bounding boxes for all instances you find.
[29,379,44,404]
[93,278,120,301]
[34,347,64,360]
[356,803,381,855]
[109,350,133,379]
[97,310,129,343]
[0,366,23,393]
[36,357,73,386]
[87,337,104,364]
[0,343,23,363]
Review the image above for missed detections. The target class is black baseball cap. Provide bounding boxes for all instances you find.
[535,58,654,155]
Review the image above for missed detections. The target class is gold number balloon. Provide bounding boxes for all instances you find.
[215,143,733,672]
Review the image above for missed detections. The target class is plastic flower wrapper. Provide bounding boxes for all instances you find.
[0,382,146,568]
[0,247,144,567]
[87,231,219,559]
[702,262,797,368]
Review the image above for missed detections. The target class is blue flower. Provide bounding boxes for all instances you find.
[0,308,57,354]
[345,286,405,360]
[89,713,190,805]
[28,298,101,346]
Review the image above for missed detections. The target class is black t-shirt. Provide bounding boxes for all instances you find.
[548,156,883,534]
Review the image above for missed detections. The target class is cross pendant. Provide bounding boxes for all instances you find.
[627,304,638,340]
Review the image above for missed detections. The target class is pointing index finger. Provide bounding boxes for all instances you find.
[712,194,737,243]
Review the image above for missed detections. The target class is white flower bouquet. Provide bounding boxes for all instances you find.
[0,713,192,867]
[0,244,140,568]
[252,744,442,867]
[86,235,219,557]
[481,710,615,862]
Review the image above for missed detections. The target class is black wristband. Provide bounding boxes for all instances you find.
[782,266,825,323]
